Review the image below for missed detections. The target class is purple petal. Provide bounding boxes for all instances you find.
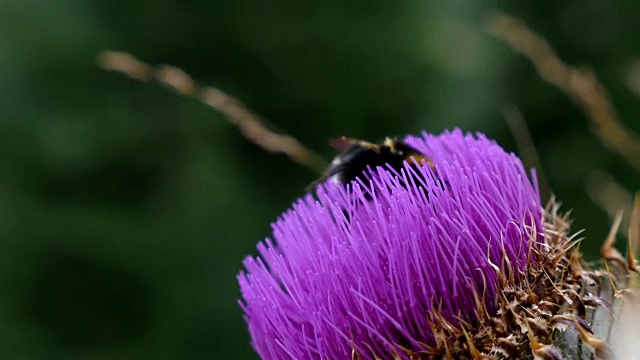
[238,129,543,359]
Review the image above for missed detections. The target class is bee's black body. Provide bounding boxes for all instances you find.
[310,137,432,189]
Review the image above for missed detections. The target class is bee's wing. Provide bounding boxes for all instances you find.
[329,137,361,151]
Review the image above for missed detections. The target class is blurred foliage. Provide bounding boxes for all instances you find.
[0,0,639,359]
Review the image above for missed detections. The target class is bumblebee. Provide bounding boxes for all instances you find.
[309,137,433,189]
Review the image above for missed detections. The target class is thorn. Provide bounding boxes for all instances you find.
[568,316,613,359]
[601,211,626,269]
[462,328,484,360]
[627,193,640,273]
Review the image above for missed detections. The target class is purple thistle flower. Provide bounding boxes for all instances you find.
[238,129,543,359]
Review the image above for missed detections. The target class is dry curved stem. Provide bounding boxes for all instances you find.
[486,12,640,175]
[97,50,327,173]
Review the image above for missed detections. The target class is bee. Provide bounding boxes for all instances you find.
[308,137,433,190]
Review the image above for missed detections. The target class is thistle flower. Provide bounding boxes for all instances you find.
[238,129,552,359]
[96,50,635,359]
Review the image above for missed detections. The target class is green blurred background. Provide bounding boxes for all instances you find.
[1,1,639,359]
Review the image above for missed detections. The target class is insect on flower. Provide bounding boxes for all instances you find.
[100,51,633,360]
[308,137,434,190]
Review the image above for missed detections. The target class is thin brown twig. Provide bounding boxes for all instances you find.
[487,12,640,175]
[97,50,327,173]
[501,105,550,201]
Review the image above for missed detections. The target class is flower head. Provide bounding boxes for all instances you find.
[238,129,543,359]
